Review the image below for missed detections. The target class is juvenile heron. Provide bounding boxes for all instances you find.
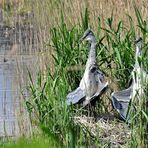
[111,37,147,120]
[66,29,108,106]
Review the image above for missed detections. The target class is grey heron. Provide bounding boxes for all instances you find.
[66,29,108,106]
[111,37,147,120]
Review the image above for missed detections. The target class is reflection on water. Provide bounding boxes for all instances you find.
[0,6,40,138]
[0,55,36,138]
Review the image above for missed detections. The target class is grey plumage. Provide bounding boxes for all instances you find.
[111,37,147,120]
[66,29,108,106]
[111,86,134,120]
[66,87,85,105]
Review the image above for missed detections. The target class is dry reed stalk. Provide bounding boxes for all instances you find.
[28,0,147,72]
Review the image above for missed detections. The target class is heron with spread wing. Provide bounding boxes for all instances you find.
[66,29,108,106]
[111,38,147,120]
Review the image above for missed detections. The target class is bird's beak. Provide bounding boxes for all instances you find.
[135,37,142,44]
[79,32,88,43]
[79,36,85,43]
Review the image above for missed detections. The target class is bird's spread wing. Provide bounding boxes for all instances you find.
[88,69,108,102]
[93,69,108,97]
[111,87,134,120]
[66,87,85,105]
[111,87,133,102]
[111,96,130,120]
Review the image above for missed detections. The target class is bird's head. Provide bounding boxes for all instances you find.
[80,29,96,43]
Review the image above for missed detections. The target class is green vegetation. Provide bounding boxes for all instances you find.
[25,5,147,148]
[0,0,147,147]
[1,135,59,148]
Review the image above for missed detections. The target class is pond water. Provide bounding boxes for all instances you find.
[0,22,38,138]
[0,5,42,138]
[0,55,33,138]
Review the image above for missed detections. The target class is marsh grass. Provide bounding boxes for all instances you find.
[1,135,59,148]
[25,3,148,147]
[0,0,147,147]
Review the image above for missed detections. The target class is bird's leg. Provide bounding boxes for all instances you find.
[85,104,91,117]
[90,100,97,119]
[86,102,97,119]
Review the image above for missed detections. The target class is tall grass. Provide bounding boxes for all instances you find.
[1,0,147,147]
[1,135,59,148]
[25,3,148,147]
[1,0,147,145]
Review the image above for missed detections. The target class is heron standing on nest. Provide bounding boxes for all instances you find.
[66,29,108,107]
[111,37,147,121]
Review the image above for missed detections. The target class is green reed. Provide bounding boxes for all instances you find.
[26,5,148,148]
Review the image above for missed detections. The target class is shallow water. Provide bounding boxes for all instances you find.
[0,55,34,138]
[0,5,39,137]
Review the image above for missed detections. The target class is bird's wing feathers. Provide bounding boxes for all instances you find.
[66,87,85,105]
[111,87,134,120]
[111,96,130,120]
[111,87,132,102]
[93,69,108,97]
[89,69,108,101]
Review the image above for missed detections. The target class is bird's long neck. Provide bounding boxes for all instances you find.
[135,46,140,65]
[134,42,143,73]
[135,39,143,67]
[132,43,143,86]
[86,40,97,69]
